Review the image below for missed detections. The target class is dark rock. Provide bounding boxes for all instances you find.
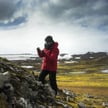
[86,94,95,98]
[0,57,56,108]
[78,102,86,108]
[102,102,108,107]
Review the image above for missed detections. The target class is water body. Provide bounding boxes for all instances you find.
[101,69,108,73]
[0,54,36,60]
[69,71,86,74]
[21,66,33,69]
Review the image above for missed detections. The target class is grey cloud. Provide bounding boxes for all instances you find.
[0,0,35,26]
[0,16,27,30]
[0,0,16,21]
[0,0,108,30]
[38,0,108,29]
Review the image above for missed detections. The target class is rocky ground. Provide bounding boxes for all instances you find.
[0,57,108,108]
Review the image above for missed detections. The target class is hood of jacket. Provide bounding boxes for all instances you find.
[52,42,58,49]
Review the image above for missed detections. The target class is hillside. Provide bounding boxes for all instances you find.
[0,57,108,108]
[58,52,108,73]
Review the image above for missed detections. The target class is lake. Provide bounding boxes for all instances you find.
[0,54,37,60]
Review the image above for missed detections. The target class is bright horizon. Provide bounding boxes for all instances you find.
[0,0,108,55]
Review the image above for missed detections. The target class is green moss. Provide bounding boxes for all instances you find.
[58,58,108,74]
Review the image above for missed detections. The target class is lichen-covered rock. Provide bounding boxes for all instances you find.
[0,57,56,108]
[0,72,10,88]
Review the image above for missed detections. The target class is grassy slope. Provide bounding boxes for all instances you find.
[57,58,108,96]
[57,73,108,96]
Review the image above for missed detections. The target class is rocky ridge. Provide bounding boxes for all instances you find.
[0,57,74,108]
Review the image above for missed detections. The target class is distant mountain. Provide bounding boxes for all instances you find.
[59,52,108,65]
[72,52,108,60]
[59,52,108,60]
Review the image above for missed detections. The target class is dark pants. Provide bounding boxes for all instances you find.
[38,70,58,95]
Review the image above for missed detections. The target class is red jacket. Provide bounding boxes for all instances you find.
[37,42,59,71]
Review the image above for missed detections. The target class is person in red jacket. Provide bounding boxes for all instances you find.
[37,35,59,95]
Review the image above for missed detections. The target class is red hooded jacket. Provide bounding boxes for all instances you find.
[37,42,59,71]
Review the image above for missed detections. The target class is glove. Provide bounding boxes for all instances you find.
[37,47,40,52]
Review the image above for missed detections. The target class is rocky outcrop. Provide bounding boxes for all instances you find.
[0,57,55,108]
[0,57,74,108]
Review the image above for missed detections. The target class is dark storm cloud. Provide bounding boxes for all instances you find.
[0,0,28,27]
[0,0,19,20]
[39,0,108,29]
[0,16,27,29]
[0,0,108,30]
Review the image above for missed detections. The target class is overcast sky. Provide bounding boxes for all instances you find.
[0,0,108,54]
